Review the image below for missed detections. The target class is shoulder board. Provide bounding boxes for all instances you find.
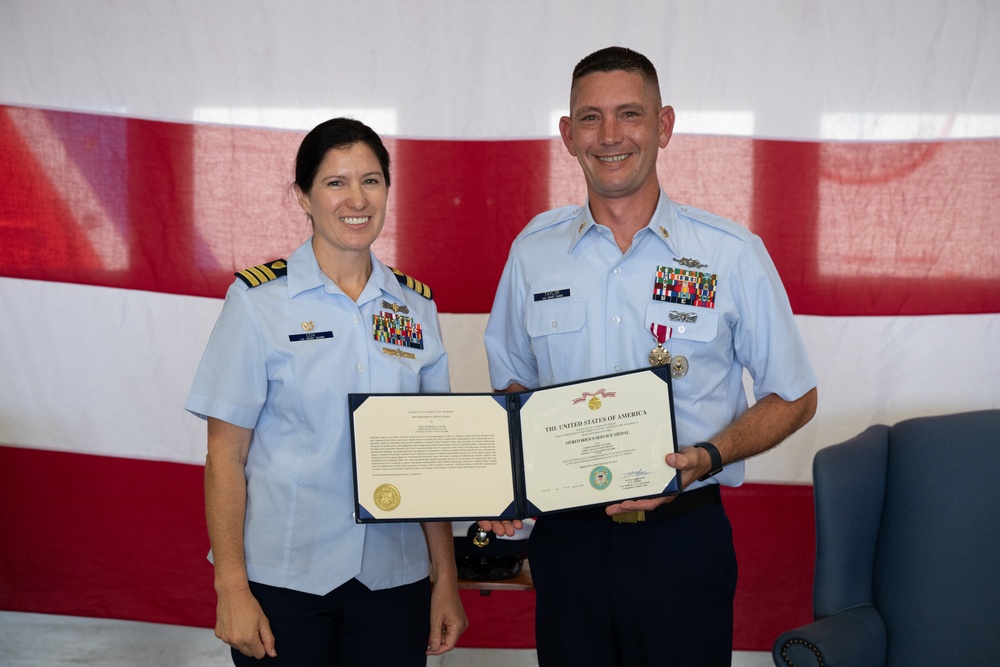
[390,267,433,300]
[235,259,287,288]
[677,204,752,241]
[517,204,583,239]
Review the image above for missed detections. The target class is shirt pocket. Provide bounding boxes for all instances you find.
[525,299,587,384]
[526,299,586,337]
[644,304,719,344]
[645,304,721,397]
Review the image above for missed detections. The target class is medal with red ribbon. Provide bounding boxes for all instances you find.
[648,323,672,367]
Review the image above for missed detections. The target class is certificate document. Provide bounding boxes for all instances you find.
[349,365,679,522]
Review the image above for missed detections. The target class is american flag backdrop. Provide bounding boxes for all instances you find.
[2,0,999,651]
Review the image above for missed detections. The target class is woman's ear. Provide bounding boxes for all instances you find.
[294,184,312,217]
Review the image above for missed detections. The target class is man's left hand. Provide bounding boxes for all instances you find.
[604,446,709,516]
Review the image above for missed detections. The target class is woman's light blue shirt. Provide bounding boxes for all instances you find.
[186,239,449,595]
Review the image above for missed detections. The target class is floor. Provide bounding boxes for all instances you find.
[0,611,774,666]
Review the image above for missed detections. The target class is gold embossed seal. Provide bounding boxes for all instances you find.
[374,484,401,512]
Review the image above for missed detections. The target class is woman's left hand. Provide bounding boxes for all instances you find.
[421,521,468,654]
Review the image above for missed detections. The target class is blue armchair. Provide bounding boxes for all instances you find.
[772,410,1000,667]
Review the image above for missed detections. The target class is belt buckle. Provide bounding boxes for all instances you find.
[612,510,646,523]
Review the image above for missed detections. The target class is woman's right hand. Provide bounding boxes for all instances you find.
[205,418,273,657]
[215,587,277,659]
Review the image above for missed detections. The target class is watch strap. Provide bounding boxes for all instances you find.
[693,441,724,481]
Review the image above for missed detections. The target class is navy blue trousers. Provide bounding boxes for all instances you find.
[231,577,431,666]
[530,500,737,667]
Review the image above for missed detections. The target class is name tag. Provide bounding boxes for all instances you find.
[533,288,571,302]
[289,331,334,342]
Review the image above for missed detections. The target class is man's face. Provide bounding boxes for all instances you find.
[560,70,674,203]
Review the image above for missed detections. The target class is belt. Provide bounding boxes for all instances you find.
[549,484,721,524]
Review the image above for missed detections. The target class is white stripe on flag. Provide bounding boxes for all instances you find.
[1,1,996,141]
[3,277,998,482]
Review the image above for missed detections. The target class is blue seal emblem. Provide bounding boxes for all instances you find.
[590,466,613,490]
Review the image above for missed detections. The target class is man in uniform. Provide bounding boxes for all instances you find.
[481,47,818,666]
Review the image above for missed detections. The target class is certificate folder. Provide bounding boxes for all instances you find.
[349,365,679,523]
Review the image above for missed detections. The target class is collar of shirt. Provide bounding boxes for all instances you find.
[567,189,679,256]
[283,238,408,306]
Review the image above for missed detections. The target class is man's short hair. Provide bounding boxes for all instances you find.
[572,46,660,91]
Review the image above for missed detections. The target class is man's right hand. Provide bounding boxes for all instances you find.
[215,587,277,659]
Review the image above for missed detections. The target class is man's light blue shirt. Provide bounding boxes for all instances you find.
[186,239,449,595]
[485,190,816,487]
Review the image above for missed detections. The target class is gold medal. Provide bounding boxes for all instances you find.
[649,322,673,367]
[649,344,671,367]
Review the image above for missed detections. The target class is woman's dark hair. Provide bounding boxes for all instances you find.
[294,117,391,193]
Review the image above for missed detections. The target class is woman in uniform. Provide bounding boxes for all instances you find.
[185,117,466,665]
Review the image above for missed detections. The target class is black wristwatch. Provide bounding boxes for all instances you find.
[693,442,724,481]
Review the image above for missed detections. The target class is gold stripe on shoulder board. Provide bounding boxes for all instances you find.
[235,259,287,288]
[390,267,433,300]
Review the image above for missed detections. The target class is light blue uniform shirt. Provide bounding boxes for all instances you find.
[484,191,817,488]
[186,239,449,595]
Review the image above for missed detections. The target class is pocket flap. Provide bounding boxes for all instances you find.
[645,305,718,343]
[526,299,586,337]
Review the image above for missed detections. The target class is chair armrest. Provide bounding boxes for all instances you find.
[772,606,886,667]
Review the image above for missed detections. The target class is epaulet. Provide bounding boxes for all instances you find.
[516,204,584,240]
[677,204,752,241]
[235,259,287,288]
[390,267,433,300]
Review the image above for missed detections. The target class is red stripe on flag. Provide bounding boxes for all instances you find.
[0,108,106,277]
[3,105,999,315]
[390,138,553,313]
[724,483,816,648]
[0,445,814,651]
[0,445,215,628]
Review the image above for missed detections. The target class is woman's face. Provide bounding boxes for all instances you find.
[296,142,388,258]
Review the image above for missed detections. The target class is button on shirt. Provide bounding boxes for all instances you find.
[484,190,816,488]
[186,239,450,595]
